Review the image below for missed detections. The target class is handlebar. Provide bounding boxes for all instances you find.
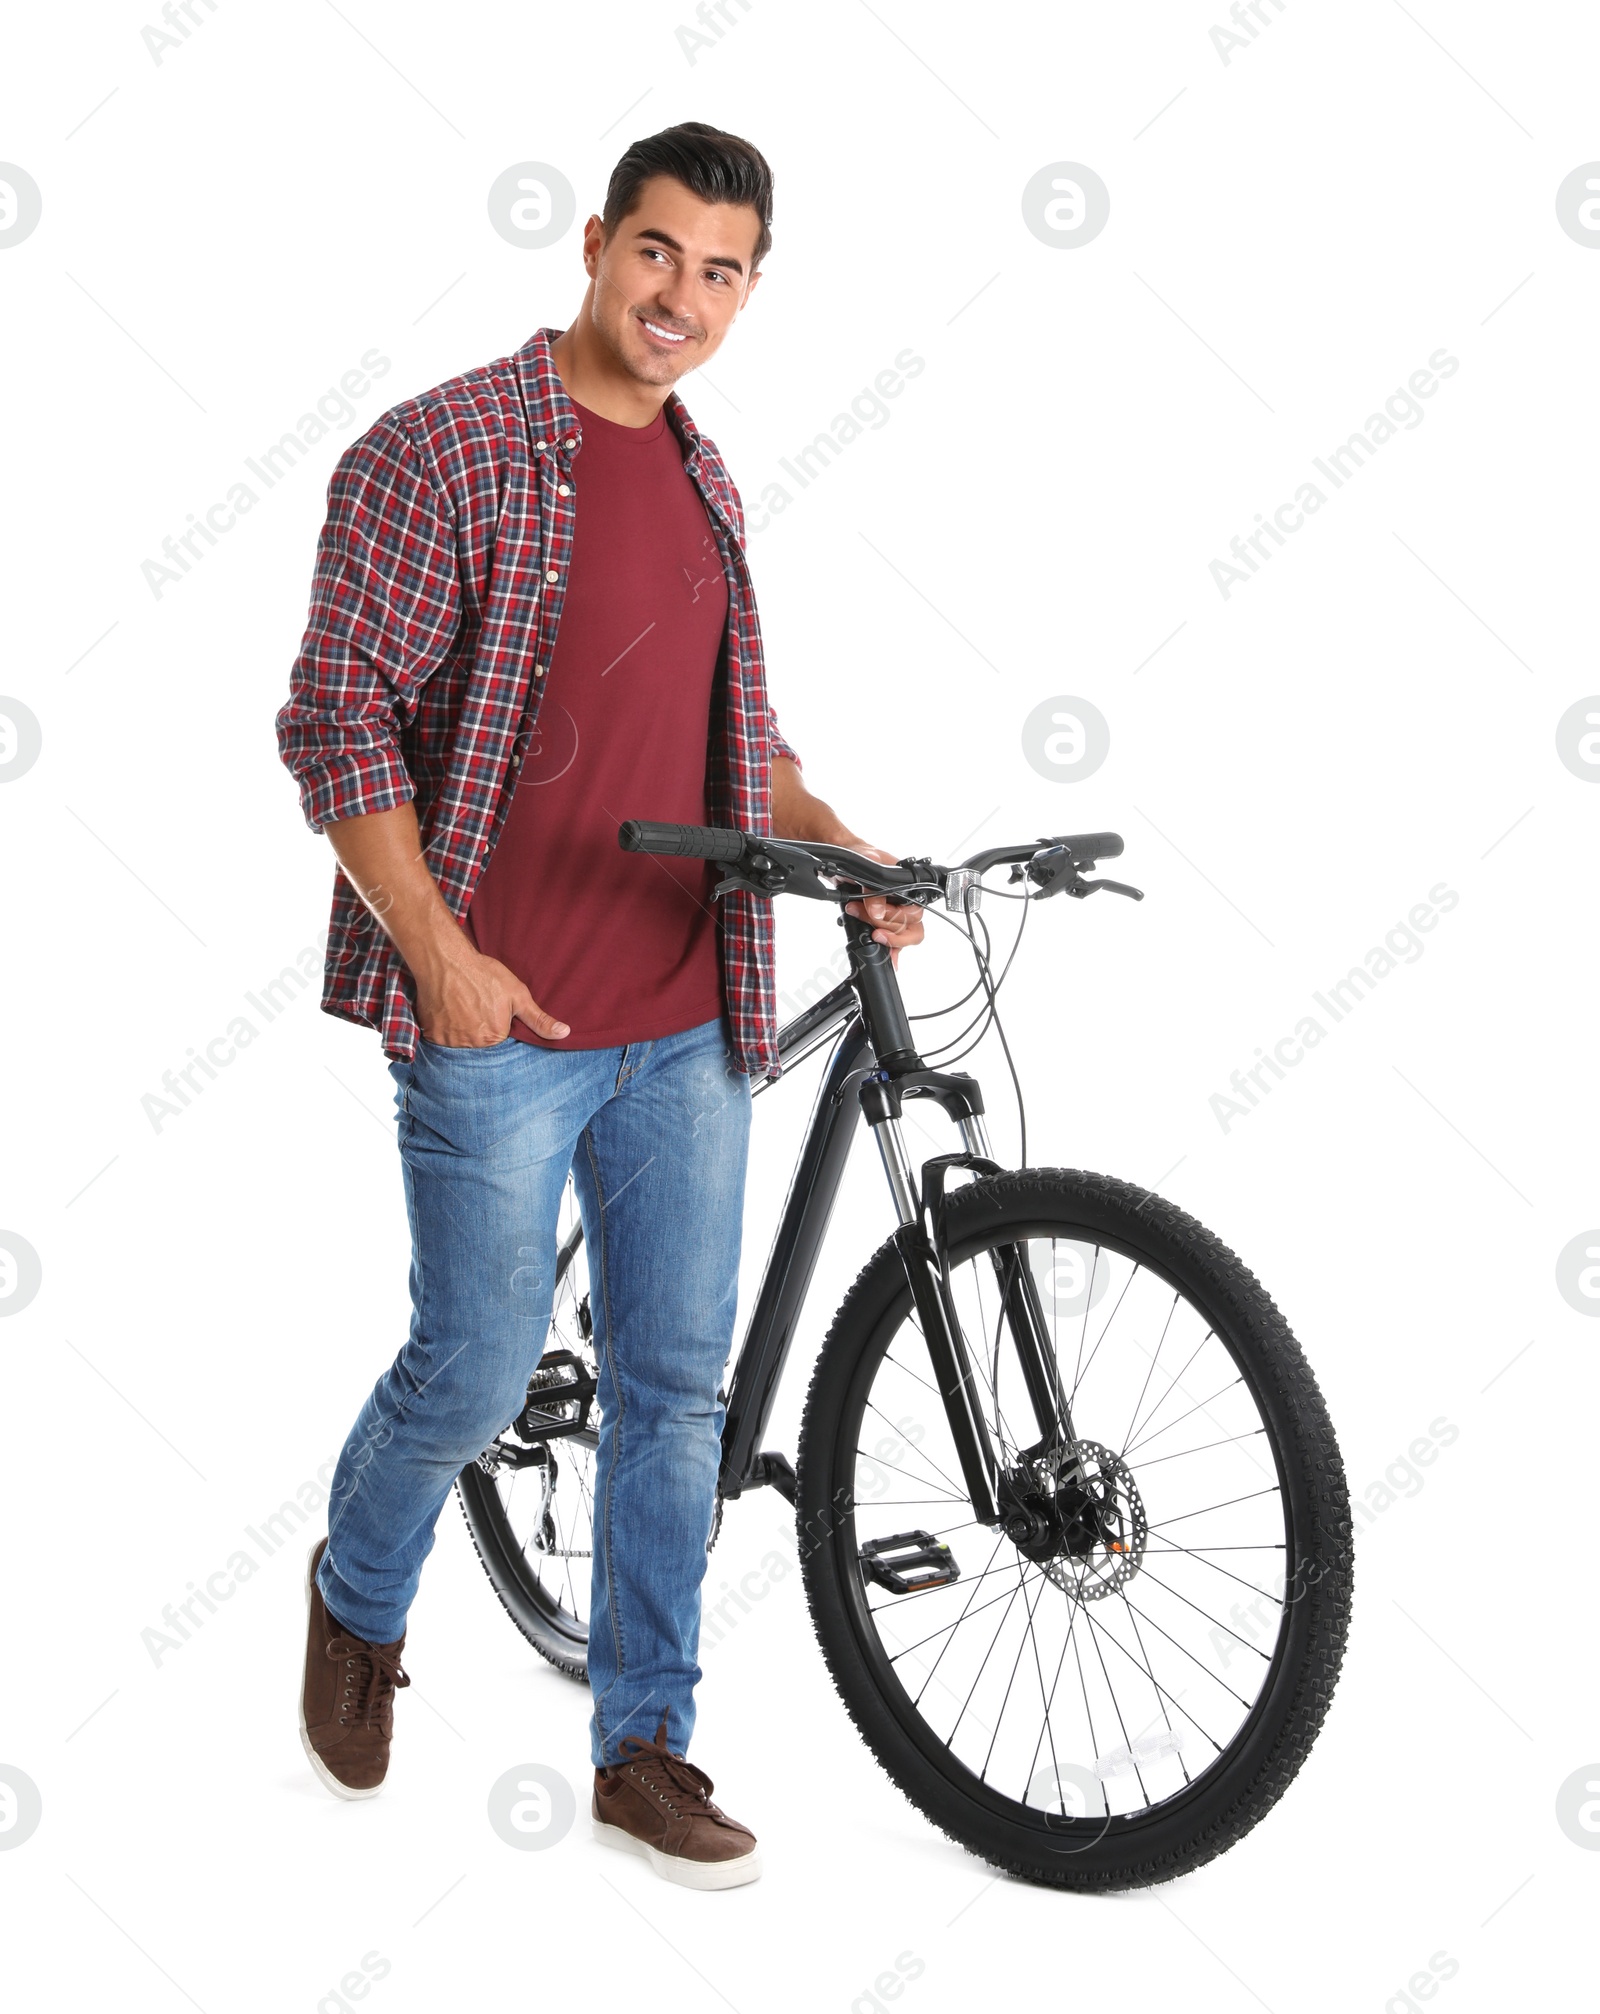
[962,832,1123,874]
[616,820,1141,907]
[617,820,747,864]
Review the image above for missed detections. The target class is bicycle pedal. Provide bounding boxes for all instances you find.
[860,1531,960,1595]
[515,1348,597,1442]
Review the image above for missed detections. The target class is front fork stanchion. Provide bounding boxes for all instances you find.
[959,1113,993,1160]
[862,1080,1001,1529]
[873,1116,920,1226]
[890,1212,1002,1527]
[866,1095,1077,1529]
[958,1113,1077,1456]
[986,1244,1078,1457]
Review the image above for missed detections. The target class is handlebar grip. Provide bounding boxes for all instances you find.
[617,820,748,864]
[1054,831,1124,863]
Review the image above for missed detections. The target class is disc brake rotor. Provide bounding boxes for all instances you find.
[1042,1439,1147,1601]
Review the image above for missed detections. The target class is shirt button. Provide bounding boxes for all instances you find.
[533,438,546,452]
[535,663,547,677]
[545,568,559,583]
[558,484,571,497]
[565,436,576,449]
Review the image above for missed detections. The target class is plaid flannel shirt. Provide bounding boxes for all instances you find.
[275,326,798,1078]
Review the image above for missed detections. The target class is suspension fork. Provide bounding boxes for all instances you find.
[954,1105,1080,1457]
[845,913,1075,1525]
[984,1239,1080,1462]
[863,1086,1078,1526]
[886,1182,1002,1526]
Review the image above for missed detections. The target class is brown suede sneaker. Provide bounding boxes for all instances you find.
[299,1537,410,1800]
[592,1721,762,1889]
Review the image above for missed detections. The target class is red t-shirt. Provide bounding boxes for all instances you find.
[464,395,730,1049]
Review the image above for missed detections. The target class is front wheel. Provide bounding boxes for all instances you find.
[795,1167,1351,1890]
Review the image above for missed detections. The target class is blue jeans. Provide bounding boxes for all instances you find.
[316,1016,751,1766]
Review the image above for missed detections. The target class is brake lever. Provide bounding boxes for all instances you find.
[1071,876,1144,902]
[1020,844,1144,903]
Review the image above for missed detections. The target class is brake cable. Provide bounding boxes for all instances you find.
[915,891,1032,1166]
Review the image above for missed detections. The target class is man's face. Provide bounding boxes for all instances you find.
[581,174,763,389]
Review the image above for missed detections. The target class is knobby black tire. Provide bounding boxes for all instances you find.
[794,1167,1352,1891]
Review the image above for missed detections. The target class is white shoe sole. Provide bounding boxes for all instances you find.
[592,1817,763,1889]
[299,1539,384,1801]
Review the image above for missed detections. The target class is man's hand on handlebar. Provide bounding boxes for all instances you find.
[770,754,925,967]
[837,838,926,966]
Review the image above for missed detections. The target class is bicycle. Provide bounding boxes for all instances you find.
[456,819,1352,1890]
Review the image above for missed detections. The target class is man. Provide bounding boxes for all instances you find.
[275,123,922,1889]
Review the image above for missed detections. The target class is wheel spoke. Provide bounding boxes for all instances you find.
[945,1566,1035,1753]
[1120,1597,1192,1789]
[1073,1269,1159,1408]
[1129,1427,1268,1469]
[862,1395,967,1502]
[910,1532,1011,1706]
[1069,1244,1104,1398]
[1147,1486,1282,1530]
[1105,1595,1256,1709]
[1123,1328,1216,1453]
[1132,1561,1275,1658]
[1123,1377,1245,1458]
[831,1195,1327,1844]
[887,1566,1033,1666]
[873,1553,1036,1617]
[980,1566,1053,1782]
[1081,1605,1228,1752]
[1082,1587,1152,1807]
[1023,1573,1089,1805]
[1142,1538,1286,1601]
[850,1452,969,1504]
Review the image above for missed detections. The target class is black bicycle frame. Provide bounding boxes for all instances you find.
[717,913,1075,1536]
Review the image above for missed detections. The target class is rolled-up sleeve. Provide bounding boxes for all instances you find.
[769,706,800,770]
[275,416,460,834]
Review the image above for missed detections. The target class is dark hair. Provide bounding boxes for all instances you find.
[602,121,774,269]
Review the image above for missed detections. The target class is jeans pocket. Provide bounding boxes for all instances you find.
[417,1034,519,1056]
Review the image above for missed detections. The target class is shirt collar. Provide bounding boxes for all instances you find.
[514,326,582,456]
[515,323,703,468]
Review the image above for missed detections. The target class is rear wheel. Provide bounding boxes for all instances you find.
[456,1187,597,1681]
[796,1167,1351,1890]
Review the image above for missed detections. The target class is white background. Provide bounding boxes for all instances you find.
[1,1,1595,2007]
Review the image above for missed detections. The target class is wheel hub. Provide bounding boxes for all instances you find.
[1001,1439,1146,1601]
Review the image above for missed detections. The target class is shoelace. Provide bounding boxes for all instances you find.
[615,1731,717,1814]
[325,1634,410,1728]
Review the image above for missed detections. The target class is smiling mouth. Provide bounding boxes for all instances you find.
[639,316,691,347]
